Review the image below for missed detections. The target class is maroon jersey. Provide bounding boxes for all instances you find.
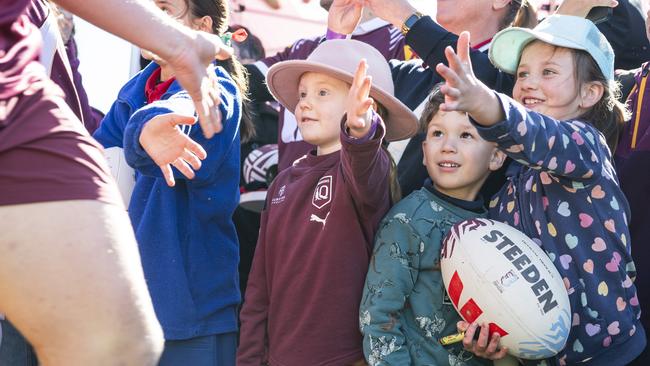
[238,122,391,365]
[0,0,44,99]
[0,0,121,207]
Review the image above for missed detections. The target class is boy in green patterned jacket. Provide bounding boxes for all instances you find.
[360,84,506,365]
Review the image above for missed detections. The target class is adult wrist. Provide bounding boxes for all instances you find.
[400,11,423,36]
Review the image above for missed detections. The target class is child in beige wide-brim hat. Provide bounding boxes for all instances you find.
[237,39,417,366]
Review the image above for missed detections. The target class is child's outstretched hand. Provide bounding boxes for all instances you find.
[139,113,208,187]
[345,59,375,138]
[435,31,504,127]
[457,321,509,360]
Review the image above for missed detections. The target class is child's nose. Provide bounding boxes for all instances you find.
[297,97,312,110]
[441,137,457,152]
[520,75,539,90]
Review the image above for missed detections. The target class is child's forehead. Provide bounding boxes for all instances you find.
[298,72,350,88]
[428,110,473,129]
[520,41,574,64]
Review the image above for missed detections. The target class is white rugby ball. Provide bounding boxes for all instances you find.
[440,218,570,359]
[104,146,135,208]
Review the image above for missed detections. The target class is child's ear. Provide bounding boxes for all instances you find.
[422,141,428,167]
[194,16,213,33]
[579,81,605,110]
[489,148,506,171]
[492,0,511,11]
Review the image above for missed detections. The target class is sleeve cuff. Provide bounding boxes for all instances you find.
[326,28,347,40]
[469,91,518,142]
[341,110,381,144]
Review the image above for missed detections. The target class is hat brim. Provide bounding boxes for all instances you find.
[489,27,590,76]
[266,60,418,142]
[240,191,267,213]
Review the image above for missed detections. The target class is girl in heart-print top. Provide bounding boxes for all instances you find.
[435,15,645,366]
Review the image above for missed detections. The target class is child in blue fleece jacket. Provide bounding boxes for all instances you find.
[92,0,248,364]
[435,15,646,366]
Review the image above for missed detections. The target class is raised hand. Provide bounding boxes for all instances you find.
[345,59,375,138]
[139,113,208,187]
[358,0,417,30]
[457,321,509,361]
[327,0,363,34]
[555,0,618,18]
[166,33,233,139]
[435,32,504,126]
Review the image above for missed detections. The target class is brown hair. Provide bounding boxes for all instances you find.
[419,83,446,134]
[572,49,630,152]
[502,0,538,30]
[375,102,402,205]
[184,0,255,142]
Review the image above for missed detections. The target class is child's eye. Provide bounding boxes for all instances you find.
[517,71,529,78]
[319,89,328,97]
[431,130,443,137]
[299,91,307,99]
[543,69,556,76]
[460,132,474,139]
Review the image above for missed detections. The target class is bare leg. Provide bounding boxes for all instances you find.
[0,200,163,366]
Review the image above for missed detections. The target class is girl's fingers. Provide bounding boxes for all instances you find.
[182,149,202,171]
[354,98,374,118]
[353,59,368,89]
[440,101,461,112]
[440,84,461,99]
[172,158,196,180]
[160,164,175,187]
[184,137,208,160]
[435,63,463,87]
[494,346,509,360]
[358,75,372,100]
[457,31,472,68]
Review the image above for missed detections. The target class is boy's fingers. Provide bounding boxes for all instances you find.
[476,323,489,349]
[457,321,469,332]
[462,322,478,349]
[486,333,500,354]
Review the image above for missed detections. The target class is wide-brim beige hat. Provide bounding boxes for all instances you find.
[266,39,418,141]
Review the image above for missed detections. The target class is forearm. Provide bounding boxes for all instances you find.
[54,0,192,61]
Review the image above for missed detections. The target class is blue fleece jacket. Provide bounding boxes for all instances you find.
[93,62,241,340]
[476,93,645,365]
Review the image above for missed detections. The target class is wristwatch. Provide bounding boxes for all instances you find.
[401,11,423,36]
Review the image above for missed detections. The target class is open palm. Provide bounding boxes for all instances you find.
[139,113,208,187]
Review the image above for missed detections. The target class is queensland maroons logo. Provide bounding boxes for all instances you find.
[312,176,332,209]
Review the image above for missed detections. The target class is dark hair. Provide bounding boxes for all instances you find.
[502,0,538,30]
[184,0,255,142]
[374,102,401,205]
[572,49,629,152]
[419,83,446,133]
[230,25,266,62]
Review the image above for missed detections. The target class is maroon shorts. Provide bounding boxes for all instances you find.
[0,79,122,207]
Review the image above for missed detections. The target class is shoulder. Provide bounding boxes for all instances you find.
[381,189,437,228]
